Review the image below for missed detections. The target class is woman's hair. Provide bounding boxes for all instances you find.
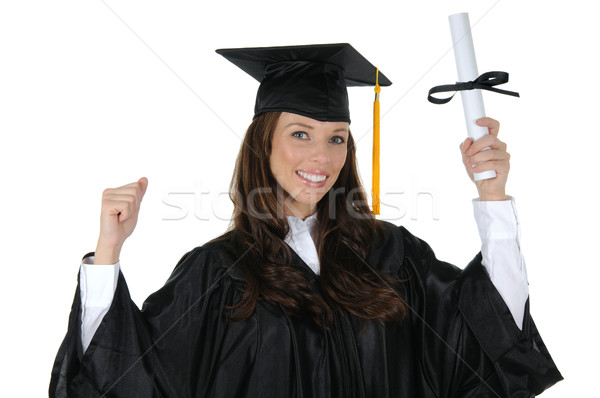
[227,111,407,326]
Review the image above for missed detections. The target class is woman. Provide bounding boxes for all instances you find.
[50,44,561,397]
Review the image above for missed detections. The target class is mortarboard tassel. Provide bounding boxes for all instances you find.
[372,69,381,215]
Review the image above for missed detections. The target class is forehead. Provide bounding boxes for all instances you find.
[277,112,350,132]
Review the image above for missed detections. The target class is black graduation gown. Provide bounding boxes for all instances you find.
[49,221,562,397]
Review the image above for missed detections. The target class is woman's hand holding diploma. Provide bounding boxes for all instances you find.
[94,177,148,265]
[460,117,509,201]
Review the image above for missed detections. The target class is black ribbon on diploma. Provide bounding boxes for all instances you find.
[428,71,520,104]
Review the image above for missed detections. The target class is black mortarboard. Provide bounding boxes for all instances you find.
[215,43,391,123]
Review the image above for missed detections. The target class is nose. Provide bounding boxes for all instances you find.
[309,141,330,163]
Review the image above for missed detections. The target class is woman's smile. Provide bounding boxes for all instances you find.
[295,169,329,187]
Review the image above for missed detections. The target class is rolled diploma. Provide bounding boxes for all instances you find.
[449,12,496,180]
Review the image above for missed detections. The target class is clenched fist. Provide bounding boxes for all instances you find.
[94,177,148,264]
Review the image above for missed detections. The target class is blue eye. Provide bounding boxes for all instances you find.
[292,131,308,139]
[330,136,345,144]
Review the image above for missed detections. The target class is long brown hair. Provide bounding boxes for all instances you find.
[227,111,406,326]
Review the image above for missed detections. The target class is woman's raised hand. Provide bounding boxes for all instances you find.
[94,177,148,264]
[459,117,509,201]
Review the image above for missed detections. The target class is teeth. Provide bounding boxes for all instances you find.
[297,171,327,182]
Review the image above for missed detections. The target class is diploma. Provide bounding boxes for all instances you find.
[449,12,496,181]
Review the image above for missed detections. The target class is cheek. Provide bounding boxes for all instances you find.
[270,146,301,177]
[281,147,305,170]
[332,150,348,172]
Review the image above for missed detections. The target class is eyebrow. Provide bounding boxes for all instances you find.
[284,122,349,133]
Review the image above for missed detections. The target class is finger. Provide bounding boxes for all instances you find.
[112,180,147,200]
[471,159,510,174]
[116,180,145,190]
[459,137,473,153]
[467,149,510,166]
[460,138,473,167]
[104,186,145,203]
[102,194,141,214]
[138,177,148,196]
[103,192,141,203]
[476,117,500,137]
[103,199,139,222]
[467,135,506,155]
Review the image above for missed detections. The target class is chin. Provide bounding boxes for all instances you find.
[293,193,326,209]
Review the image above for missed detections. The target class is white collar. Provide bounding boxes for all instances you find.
[284,212,320,274]
[286,212,318,235]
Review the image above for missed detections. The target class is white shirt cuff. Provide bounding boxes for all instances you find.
[80,256,120,352]
[472,196,529,330]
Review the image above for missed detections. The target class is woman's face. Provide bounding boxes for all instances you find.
[270,112,349,219]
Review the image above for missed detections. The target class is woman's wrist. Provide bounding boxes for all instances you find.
[478,192,508,201]
[94,239,122,265]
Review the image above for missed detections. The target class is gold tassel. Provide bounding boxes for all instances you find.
[372,68,381,215]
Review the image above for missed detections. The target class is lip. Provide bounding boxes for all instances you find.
[297,168,330,176]
[295,169,329,188]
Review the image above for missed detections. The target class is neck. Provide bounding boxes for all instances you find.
[285,204,316,220]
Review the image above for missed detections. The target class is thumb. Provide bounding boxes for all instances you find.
[138,177,149,196]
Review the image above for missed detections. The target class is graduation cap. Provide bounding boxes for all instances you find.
[216,43,390,214]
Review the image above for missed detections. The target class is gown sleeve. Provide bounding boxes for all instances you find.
[396,225,562,397]
[49,246,251,398]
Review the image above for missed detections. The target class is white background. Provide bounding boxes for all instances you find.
[1,0,596,396]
